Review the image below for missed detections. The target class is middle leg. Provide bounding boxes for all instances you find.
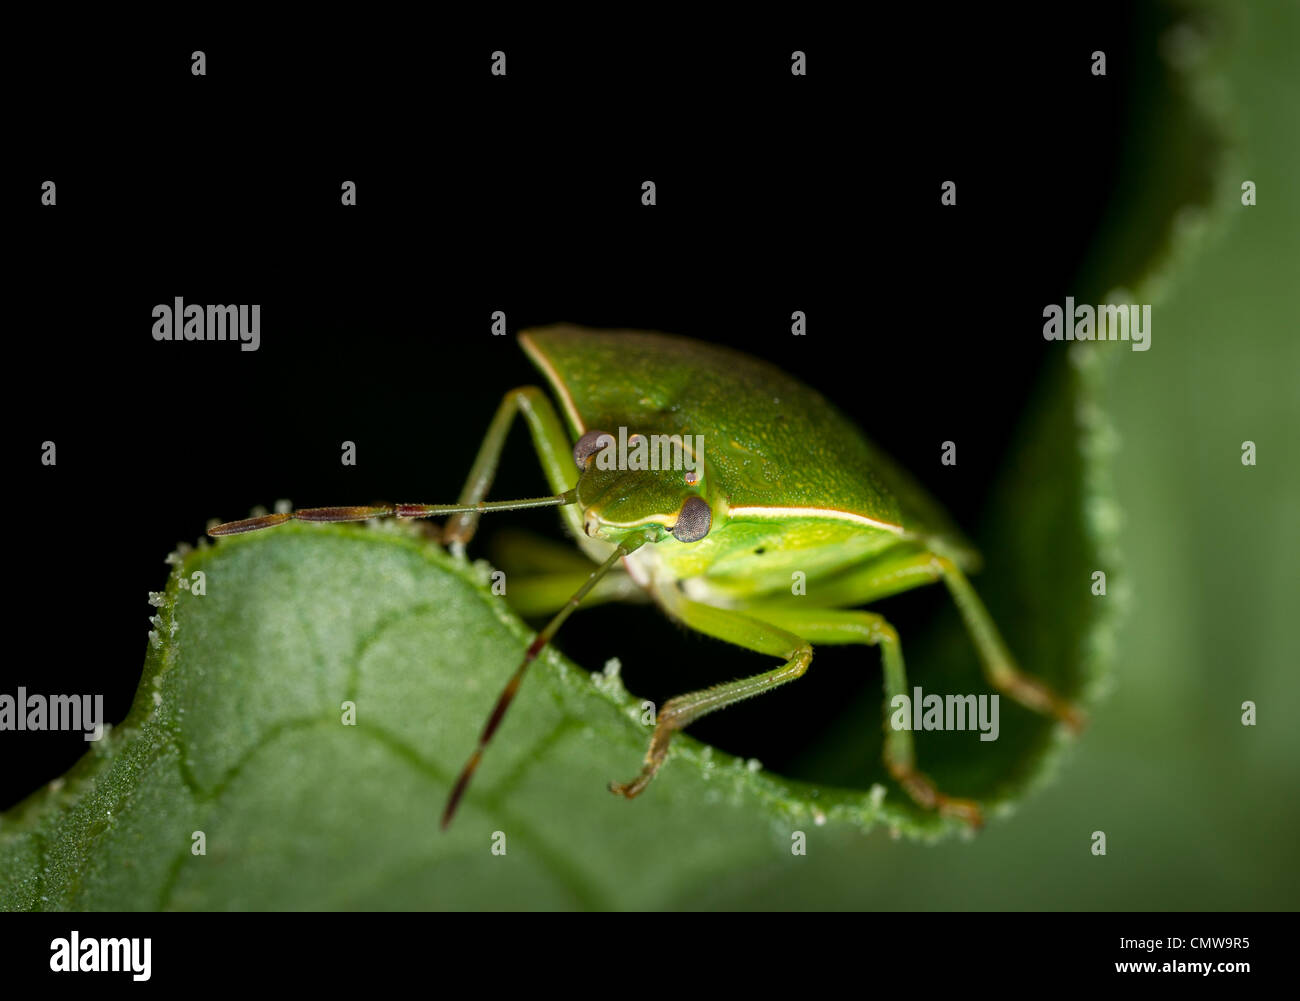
[756,605,983,826]
[800,547,1085,731]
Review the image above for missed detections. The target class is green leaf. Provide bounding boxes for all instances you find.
[0,444,1106,909]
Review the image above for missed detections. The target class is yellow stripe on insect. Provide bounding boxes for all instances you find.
[727,505,905,534]
[519,332,586,434]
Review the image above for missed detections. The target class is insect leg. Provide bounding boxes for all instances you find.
[610,593,813,799]
[442,386,583,556]
[936,556,1085,730]
[807,548,1084,731]
[749,606,983,827]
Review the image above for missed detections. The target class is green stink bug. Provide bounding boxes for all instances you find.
[209,324,1084,829]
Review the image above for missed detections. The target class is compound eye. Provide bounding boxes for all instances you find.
[671,496,712,543]
[573,430,612,471]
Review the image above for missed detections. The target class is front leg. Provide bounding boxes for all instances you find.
[609,592,813,799]
[442,385,582,556]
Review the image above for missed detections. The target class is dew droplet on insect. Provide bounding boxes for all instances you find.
[869,783,886,808]
[602,657,621,679]
[274,498,293,514]
[813,809,827,826]
[746,757,762,773]
[147,592,166,607]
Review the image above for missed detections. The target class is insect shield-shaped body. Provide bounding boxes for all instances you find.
[209,325,1084,830]
[521,327,965,601]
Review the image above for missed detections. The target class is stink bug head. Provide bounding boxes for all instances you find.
[573,429,714,546]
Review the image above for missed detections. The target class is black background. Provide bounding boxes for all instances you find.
[6,11,1132,810]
